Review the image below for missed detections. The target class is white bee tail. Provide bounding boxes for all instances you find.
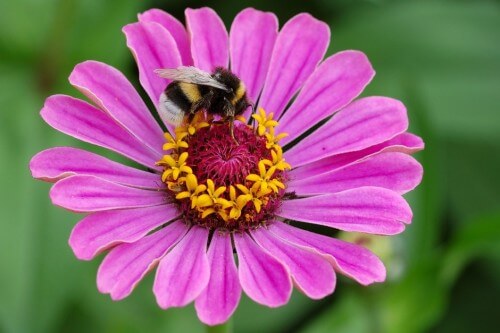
[158,92,184,127]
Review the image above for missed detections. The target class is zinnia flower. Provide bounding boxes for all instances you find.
[30,7,424,326]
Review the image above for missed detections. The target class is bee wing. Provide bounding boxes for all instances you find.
[155,66,229,91]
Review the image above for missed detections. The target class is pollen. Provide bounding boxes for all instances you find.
[157,108,291,231]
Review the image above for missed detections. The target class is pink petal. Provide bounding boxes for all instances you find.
[41,95,161,169]
[290,132,424,179]
[138,9,193,65]
[50,175,167,213]
[30,147,160,188]
[154,227,210,309]
[185,7,229,71]
[69,204,179,260]
[288,152,423,195]
[251,228,335,299]
[123,21,182,126]
[279,187,412,235]
[195,233,241,326]
[270,222,386,285]
[285,97,409,168]
[259,13,330,118]
[229,8,278,105]
[233,232,292,307]
[375,132,425,154]
[278,51,375,145]
[69,61,164,154]
[97,221,188,300]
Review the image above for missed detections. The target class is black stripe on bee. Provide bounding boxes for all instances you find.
[165,83,193,111]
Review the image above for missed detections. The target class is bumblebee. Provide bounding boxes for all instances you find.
[155,66,252,139]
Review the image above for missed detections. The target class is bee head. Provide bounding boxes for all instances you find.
[213,68,241,95]
[212,67,250,115]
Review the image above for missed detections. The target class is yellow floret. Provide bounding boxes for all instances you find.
[265,127,289,151]
[176,121,210,136]
[252,107,278,136]
[246,160,285,194]
[262,146,291,171]
[221,186,251,220]
[162,132,189,151]
[193,179,228,219]
[175,174,207,209]
[158,152,192,181]
[236,184,266,212]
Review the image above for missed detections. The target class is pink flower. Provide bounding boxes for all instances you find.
[30,7,424,326]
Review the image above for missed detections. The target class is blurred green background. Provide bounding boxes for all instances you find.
[1,0,499,332]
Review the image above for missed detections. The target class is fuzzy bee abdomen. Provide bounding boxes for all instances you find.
[159,93,184,126]
[158,83,192,126]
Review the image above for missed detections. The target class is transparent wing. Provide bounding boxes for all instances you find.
[155,66,229,91]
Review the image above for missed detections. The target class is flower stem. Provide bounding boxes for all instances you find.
[205,320,232,333]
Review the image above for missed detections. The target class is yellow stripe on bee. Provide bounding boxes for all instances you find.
[231,81,246,104]
[179,82,202,102]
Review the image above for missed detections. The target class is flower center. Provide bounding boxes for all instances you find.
[187,124,267,187]
[157,109,291,231]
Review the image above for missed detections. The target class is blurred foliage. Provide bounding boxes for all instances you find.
[1,0,499,332]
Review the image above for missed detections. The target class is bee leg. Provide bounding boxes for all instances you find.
[188,90,214,123]
[187,112,195,124]
[222,98,239,145]
[188,102,203,119]
[229,117,239,145]
[250,103,257,129]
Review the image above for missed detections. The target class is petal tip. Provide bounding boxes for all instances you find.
[68,60,103,82]
[28,152,41,179]
[291,12,331,37]
[185,7,216,15]
[121,21,140,36]
[68,227,93,261]
[359,259,387,285]
[137,8,163,20]
[48,180,63,206]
